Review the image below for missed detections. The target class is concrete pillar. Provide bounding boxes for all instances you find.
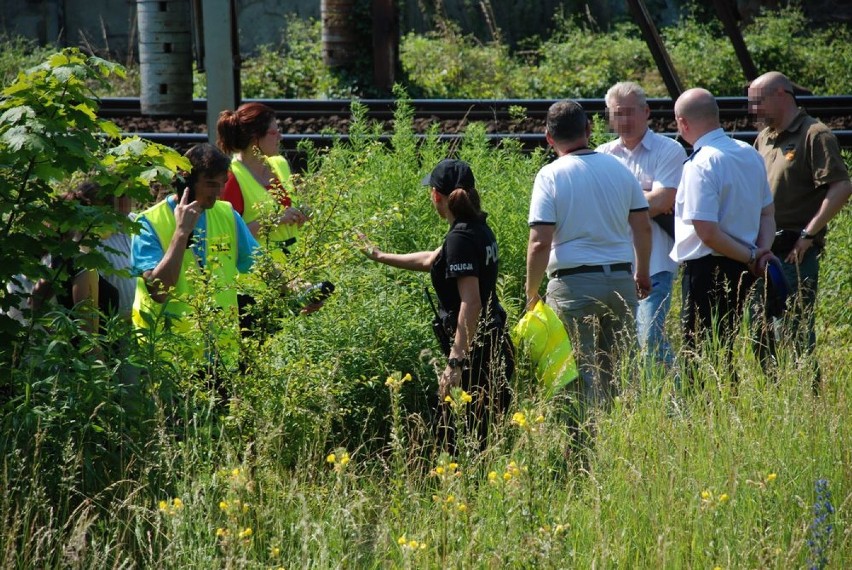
[322,0,357,68]
[202,0,236,146]
[137,0,193,115]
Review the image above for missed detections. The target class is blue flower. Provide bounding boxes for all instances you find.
[807,479,834,570]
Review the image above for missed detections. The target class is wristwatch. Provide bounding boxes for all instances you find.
[800,229,814,240]
[447,357,468,369]
[747,247,757,265]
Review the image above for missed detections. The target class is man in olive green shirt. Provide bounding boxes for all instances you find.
[749,72,851,382]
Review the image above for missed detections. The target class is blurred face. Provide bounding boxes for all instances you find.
[256,118,281,157]
[607,93,649,141]
[747,84,785,127]
[114,194,132,216]
[193,172,227,210]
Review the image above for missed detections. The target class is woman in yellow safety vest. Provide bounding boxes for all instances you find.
[217,102,307,258]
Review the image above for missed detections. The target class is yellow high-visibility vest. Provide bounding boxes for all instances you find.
[132,199,240,364]
[511,300,578,399]
[230,156,299,258]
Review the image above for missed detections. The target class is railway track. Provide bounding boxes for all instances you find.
[99,96,852,156]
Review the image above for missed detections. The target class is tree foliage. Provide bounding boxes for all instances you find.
[0,49,189,495]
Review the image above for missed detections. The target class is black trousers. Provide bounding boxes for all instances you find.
[437,329,514,454]
[681,255,755,357]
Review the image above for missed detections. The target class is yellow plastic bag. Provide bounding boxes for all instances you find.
[511,300,578,398]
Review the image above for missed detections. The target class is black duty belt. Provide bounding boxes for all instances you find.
[550,263,632,278]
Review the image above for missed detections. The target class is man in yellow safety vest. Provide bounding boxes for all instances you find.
[131,143,260,370]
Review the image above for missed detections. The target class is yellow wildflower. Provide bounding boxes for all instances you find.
[216,527,226,537]
[505,460,524,478]
[487,471,498,483]
[512,412,527,428]
[445,495,455,503]
[435,466,445,476]
[339,452,350,466]
[219,500,228,511]
[445,388,471,409]
[701,490,712,501]
[326,453,336,464]
[385,371,413,390]
[408,540,419,549]
[158,500,168,512]
[231,468,240,478]
[270,546,281,557]
[397,535,407,545]
[503,472,512,481]
[535,414,545,423]
[239,527,253,539]
[719,493,730,504]
[448,462,458,471]
[172,498,183,510]
[457,503,468,513]
[766,473,777,483]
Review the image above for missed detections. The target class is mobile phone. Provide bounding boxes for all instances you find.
[185,185,196,203]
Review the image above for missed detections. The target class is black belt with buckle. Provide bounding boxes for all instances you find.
[550,262,632,278]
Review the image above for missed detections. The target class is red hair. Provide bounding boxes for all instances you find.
[216,102,276,154]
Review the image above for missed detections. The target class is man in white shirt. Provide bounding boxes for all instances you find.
[598,81,687,371]
[525,99,652,414]
[671,88,775,369]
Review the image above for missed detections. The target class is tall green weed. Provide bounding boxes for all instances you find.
[1,50,850,568]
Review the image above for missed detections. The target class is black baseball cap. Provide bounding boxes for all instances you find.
[421,159,476,195]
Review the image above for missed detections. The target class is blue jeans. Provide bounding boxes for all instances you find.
[636,270,674,368]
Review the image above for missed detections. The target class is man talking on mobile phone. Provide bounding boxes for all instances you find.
[131,143,259,380]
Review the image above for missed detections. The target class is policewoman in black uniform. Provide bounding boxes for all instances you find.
[360,159,514,450]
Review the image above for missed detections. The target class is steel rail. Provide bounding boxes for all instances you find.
[97,96,852,121]
[126,130,852,149]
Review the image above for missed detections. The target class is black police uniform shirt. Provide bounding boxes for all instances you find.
[430,215,504,334]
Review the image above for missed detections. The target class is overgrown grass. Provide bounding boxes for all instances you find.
[1,88,850,567]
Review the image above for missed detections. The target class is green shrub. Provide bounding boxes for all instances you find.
[4,8,852,100]
[535,21,657,98]
[0,34,54,88]
[664,15,743,94]
[399,23,530,99]
[745,6,852,95]
[0,48,189,499]
[237,17,350,99]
